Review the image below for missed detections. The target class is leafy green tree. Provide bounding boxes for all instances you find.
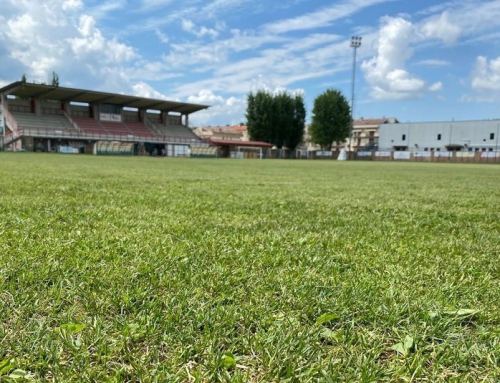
[246,90,305,150]
[51,72,59,87]
[286,94,306,150]
[310,89,351,150]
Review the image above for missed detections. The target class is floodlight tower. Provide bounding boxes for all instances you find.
[349,36,362,156]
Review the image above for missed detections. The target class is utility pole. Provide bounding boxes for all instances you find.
[349,36,362,158]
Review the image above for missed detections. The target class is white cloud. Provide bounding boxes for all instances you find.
[68,14,136,63]
[132,81,174,100]
[471,56,500,91]
[264,0,391,34]
[0,1,137,90]
[181,19,221,39]
[155,29,169,44]
[187,90,246,125]
[362,17,426,100]
[417,59,450,67]
[138,0,175,12]
[62,0,83,11]
[202,0,251,16]
[420,11,461,43]
[429,81,443,92]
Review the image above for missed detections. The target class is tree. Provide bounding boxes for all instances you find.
[21,74,27,83]
[246,90,305,150]
[51,72,59,87]
[285,94,306,150]
[246,91,273,144]
[310,89,351,150]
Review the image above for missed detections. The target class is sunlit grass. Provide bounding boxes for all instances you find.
[0,153,498,382]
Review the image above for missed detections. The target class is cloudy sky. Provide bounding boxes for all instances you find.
[0,0,499,125]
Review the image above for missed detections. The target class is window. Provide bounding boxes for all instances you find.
[437,134,442,140]
[402,134,406,141]
[490,133,495,140]
[489,148,493,152]
[424,147,428,151]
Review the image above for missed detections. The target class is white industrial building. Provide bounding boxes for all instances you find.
[379,119,500,152]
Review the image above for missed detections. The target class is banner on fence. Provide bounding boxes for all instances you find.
[480,151,500,158]
[375,151,391,157]
[456,152,475,158]
[434,151,451,158]
[316,151,332,157]
[393,151,411,160]
[357,151,372,157]
[414,151,431,158]
[58,146,79,154]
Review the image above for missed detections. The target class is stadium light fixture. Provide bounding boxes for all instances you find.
[349,36,362,157]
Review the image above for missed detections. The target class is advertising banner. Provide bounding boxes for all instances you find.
[414,151,431,158]
[100,113,122,122]
[456,152,475,158]
[316,151,332,157]
[434,151,451,158]
[357,151,372,157]
[375,151,391,157]
[481,152,500,158]
[393,151,411,160]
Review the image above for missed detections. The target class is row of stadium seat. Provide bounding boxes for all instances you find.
[10,112,204,143]
[147,119,201,142]
[12,112,76,132]
[73,117,155,138]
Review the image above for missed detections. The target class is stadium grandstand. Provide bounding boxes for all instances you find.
[0,80,211,156]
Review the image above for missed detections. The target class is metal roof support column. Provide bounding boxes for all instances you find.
[32,97,41,115]
[91,103,99,120]
[138,108,145,122]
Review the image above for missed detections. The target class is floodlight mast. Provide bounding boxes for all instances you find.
[348,36,362,157]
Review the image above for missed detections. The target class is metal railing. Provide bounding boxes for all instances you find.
[62,110,80,131]
[3,127,204,146]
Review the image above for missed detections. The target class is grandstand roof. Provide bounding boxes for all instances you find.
[0,81,208,114]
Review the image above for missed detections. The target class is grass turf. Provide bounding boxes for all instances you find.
[0,153,498,382]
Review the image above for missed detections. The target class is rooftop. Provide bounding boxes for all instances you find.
[354,118,398,126]
[0,81,209,114]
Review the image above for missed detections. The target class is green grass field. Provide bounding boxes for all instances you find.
[0,153,498,382]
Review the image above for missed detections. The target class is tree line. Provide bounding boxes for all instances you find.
[246,89,351,150]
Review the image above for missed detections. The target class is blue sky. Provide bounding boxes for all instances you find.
[0,0,499,125]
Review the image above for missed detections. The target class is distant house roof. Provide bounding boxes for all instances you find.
[354,118,398,126]
[209,138,272,148]
[223,125,247,133]
[0,81,208,114]
[202,125,247,133]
